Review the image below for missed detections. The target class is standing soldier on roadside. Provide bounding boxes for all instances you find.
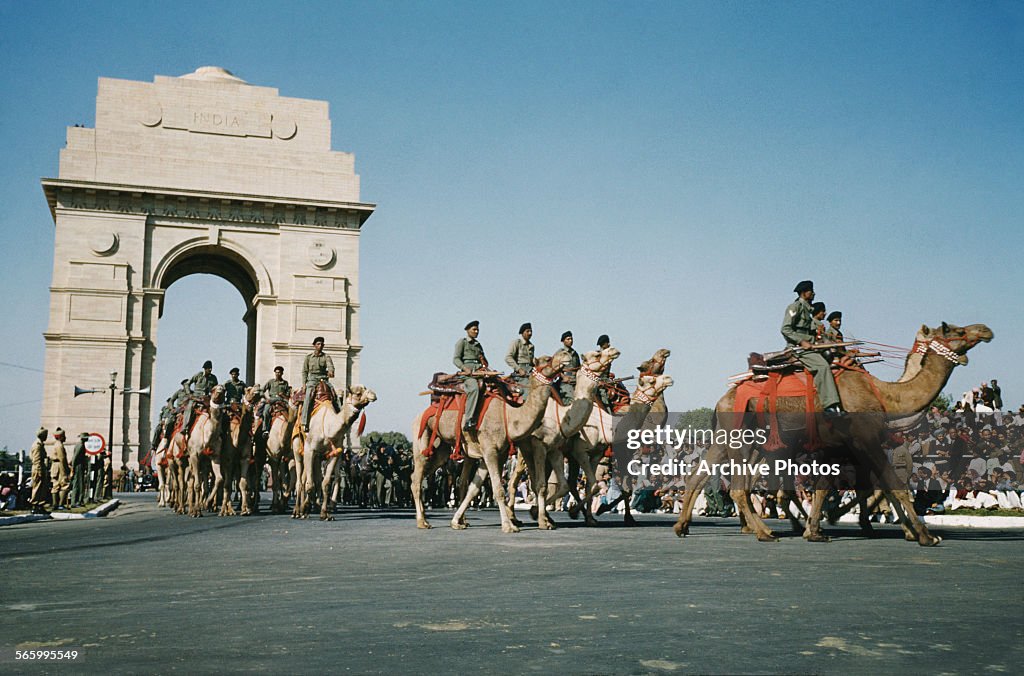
[302,337,335,433]
[70,432,90,507]
[29,427,50,514]
[260,366,291,437]
[224,367,246,405]
[49,427,70,510]
[505,323,535,388]
[454,321,488,431]
[554,331,580,401]
[183,361,218,439]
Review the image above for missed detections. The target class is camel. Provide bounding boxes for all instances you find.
[411,352,571,532]
[255,395,298,514]
[562,371,675,525]
[292,384,377,520]
[215,387,259,516]
[672,322,992,546]
[504,346,621,529]
[181,385,225,517]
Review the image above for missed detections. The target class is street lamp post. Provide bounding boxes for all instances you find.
[107,370,116,500]
[74,371,150,501]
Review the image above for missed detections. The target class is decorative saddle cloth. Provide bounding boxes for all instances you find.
[733,371,821,451]
[426,372,524,406]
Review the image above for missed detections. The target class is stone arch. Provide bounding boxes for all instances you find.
[152,236,274,308]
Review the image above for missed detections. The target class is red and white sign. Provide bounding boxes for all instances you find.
[84,433,105,456]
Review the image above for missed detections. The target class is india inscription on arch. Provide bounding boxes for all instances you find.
[39,66,375,468]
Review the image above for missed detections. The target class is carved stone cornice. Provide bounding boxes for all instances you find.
[40,178,375,230]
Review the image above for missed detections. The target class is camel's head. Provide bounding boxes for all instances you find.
[209,384,225,405]
[534,353,565,378]
[634,374,674,402]
[345,384,378,409]
[243,386,261,405]
[582,346,620,375]
[918,323,993,366]
[637,348,671,375]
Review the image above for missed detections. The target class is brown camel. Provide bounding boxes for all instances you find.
[216,387,259,516]
[505,346,621,529]
[293,384,377,520]
[410,352,570,532]
[258,396,298,514]
[672,322,992,546]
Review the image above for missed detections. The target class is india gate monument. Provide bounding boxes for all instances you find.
[40,66,374,468]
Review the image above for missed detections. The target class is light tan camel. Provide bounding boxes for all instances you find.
[259,396,298,514]
[411,353,570,532]
[184,385,225,517]
[505,346,621,529]
[563,372,675,525]
[672,322,992,545]
[292,384,377,520]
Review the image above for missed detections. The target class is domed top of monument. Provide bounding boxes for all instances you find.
[179,66,248,85]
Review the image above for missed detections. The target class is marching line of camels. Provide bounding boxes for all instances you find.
[151,321,992,547]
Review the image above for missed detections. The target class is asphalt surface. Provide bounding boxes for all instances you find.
[1,494,1022,675]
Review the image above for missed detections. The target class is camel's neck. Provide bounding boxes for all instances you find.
[507,379,552,438]
[323,401,362,442]
[869,352,957,415]
[573,370,602,400]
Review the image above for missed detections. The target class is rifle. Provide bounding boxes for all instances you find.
[601,375,635,385]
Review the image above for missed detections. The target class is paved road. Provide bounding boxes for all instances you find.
[2,495,1022,674]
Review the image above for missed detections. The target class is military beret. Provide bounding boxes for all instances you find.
[313,336,325,345]
[793,280,814,294]
[811,302,826,315]
[519,322,532,335]
[229,367,240,375]
[203,360,213,369]
[274,365,284,373]
[827,311,842,322]
[561,331,573,341]
[597,334,610,346]
[464,320,479,330]
[79,431,90,438]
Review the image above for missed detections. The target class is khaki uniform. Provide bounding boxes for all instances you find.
[554,345,581,401]
[302,352,335,430]
[224,377,246,404]
[261,376,291,431]
[781,298,841,409]
[454,337,487,425]
[890,443,914,487]
[50,437,70,508]
[505,337,535,386]
[183,370,218,436]
[29,438,50,510]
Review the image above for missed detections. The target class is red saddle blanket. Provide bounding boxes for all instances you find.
[418,391,515,460]
[733,371,821,451]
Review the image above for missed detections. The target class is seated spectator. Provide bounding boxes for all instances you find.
[913,467,946,516]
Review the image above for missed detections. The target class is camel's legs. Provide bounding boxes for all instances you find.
[567,438,601,526]
[320,456,338,521]
[451,462,489,529]
[411,438,449,529]
[521,439,554,530]
[505,450,527,511]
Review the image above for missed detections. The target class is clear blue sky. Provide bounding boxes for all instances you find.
[1,1,1021,449]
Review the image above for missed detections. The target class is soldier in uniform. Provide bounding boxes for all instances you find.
[596,334,612,409]
[554,330,581,401]
[49,427,70,510]
[70,432,90,507]
[302,337,335,433]
[782,281,844,418]
[183,361,218,439]
[811,302,827,343]
[261,366,291,437]
[224,367,246,405]
[29,427,50,514]
[505,322,535,387]
[454,320,488,431]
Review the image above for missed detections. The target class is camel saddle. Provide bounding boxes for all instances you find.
[291,381,340,412]
[426,372,524,407]
[733,371,821,452]
[747,349,803,376]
